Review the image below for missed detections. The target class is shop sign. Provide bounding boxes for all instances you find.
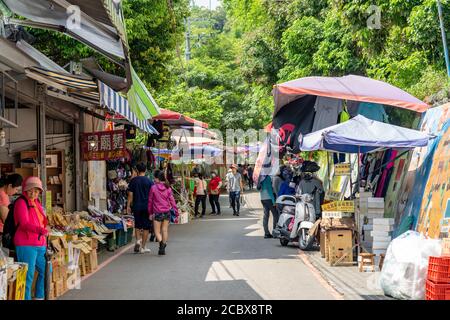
[81,130,126,161]
[322,200,355,213]
[334,163,351,176]
[322,211,354,219]
[325,190,342,201]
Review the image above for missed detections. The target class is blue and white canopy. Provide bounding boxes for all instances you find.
[299,115,431,153]
[99,81,158,135]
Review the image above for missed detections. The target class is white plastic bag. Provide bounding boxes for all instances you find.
[379,231,442,300]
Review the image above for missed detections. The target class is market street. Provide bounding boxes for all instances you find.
[60,191,339,300]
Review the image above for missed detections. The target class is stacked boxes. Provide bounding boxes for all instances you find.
[371,218,394,259]
[362,197,385,251]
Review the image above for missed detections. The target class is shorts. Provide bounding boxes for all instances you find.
[154,211,170,222]
[133,210,152,230]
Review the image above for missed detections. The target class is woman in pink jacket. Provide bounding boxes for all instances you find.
[148,170,178,255]
[14,177,49,300]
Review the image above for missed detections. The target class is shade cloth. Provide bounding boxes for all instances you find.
[153,109,208,128]
[273,75,430,115]
[3,0,126,62]
[127,65,160,120]
[299,115,431,153]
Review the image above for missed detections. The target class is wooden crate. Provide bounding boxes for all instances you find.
[320,232,326,258]
[442,238,450,256]
[327,230,354,266]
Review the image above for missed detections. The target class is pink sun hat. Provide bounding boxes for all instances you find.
[23,176,44,192]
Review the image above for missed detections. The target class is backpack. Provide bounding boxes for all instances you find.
[2,195,29,250]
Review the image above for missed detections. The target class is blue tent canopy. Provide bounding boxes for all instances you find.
[299,115,431,153]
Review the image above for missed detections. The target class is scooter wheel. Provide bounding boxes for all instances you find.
[280,238,289,247]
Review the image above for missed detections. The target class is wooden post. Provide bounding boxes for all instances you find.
[36,84,47,206]
[74,117,81,211]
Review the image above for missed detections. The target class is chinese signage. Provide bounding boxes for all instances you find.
[81,130,126,161]
[334,163,351,176]
[322,200,355,213]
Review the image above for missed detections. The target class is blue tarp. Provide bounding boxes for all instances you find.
[299,115,431,153]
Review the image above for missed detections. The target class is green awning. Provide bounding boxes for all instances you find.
[127,66,160,120]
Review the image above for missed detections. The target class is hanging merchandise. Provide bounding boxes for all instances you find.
[106,160,133,214]
[312,97,343,132]
[125,124,137,140]
[358,103,389,123]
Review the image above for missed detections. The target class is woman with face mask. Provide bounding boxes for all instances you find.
[13,176,50,300]
[208,171,222,215]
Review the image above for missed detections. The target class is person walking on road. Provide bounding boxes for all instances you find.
[258,175,278,239]
[247,166,254,190]
[229,165,244,216]
[208,171,222,215]
[272,166,285,199]
[226,169,233,208]
[127,163,154,254]
[13,177,49,300]
[148,170,178,255]
[194,173,207,218]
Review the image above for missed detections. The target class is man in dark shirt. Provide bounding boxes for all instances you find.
[127,163,154,254]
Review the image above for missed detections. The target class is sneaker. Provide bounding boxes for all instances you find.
[141,247,151,254]
[264,234,274,239]
[209,212,216,215]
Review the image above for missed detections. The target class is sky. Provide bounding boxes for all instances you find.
[192,0,221,10]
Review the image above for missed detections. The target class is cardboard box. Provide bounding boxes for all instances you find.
[367,198,384,208]
[371,231,393,237]
[373,218,395,225]
[327,230,354,265]
[373,225,394,232]
[54,279,64,297]
[0,267,7,300]
[442,238,450,256]
[373,236,392,242]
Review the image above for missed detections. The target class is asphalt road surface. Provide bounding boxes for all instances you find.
[61,191,337,300]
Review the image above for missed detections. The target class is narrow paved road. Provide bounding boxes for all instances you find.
[61,191,337,300]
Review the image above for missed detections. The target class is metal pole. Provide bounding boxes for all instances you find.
[185,17,191,61]
[437,0,450,78]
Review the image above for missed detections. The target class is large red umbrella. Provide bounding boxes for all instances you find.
[273,75,430,115]
[153,108,208,128]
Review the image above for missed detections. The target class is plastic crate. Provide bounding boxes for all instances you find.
[106,232,117,252]
[116,229,127,247]
[126,227,134,244]
[426,280,450,300]
[427,256,450,283]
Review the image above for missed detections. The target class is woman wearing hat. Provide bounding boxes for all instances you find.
[14,176,50,300]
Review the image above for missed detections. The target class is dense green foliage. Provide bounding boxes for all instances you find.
[24,1,450,131]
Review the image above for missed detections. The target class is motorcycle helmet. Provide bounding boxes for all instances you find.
[301,161,320,173]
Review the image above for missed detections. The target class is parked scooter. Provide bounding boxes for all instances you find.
[273,189,318,250]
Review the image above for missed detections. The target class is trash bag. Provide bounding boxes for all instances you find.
[379,231,442,300]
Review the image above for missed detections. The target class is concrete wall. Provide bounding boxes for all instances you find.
[0,107,37,165]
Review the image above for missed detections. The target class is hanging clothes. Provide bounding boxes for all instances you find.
[312,97,343,132]
[346,100,360,117]
[375,150,398,197]
[358,103,389,123]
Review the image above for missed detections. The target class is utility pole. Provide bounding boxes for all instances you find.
[437,0,450,78]
[185,17,191,61]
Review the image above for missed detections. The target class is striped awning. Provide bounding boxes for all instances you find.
[99,81,158,135]
[25,66,100,105]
